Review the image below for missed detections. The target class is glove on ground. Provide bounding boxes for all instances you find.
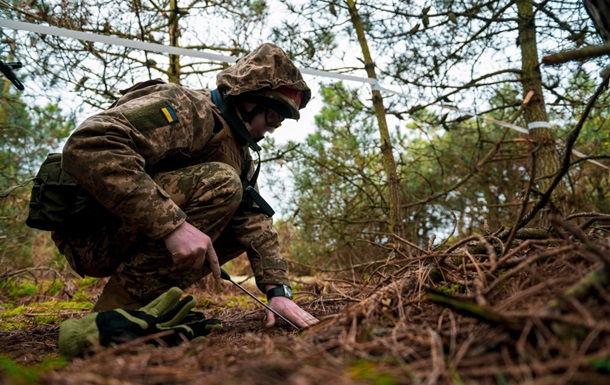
[59,287,222,358]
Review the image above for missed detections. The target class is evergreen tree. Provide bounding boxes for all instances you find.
[0,79,74,266]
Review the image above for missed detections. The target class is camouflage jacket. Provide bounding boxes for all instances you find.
[61,43,311,289]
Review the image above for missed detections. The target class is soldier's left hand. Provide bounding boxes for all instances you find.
[265,296,319,329]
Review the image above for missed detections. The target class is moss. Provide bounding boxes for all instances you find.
[70,289,95,303]
[2,279,64,299]
[436,284,461,294]
[0,355,68,385]
[0,301,92,331]
[0,301,15,311]
[46,280,64,296]
[2,306,28,317]
[76,277,97,287]
[7,283,38,298]
[226,295,257,309]
[348,359,398,385]
[197,297,216,308]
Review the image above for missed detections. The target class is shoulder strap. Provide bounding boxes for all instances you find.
[211,89,262,188]
[211,89,274,216]
[211,89,261,153]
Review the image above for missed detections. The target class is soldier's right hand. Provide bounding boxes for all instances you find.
[163,221,221,278]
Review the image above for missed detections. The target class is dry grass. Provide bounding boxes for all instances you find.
[1,214,610,384]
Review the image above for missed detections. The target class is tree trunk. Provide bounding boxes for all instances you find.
[168,0,181,84]
[516,0,568,220]
[345,0,402,236]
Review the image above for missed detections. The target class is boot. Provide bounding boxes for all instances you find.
[93,275,144,311]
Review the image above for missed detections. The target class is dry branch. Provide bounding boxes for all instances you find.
[542,43,610,66]
[425,289,525,332]
[547,266,610,313]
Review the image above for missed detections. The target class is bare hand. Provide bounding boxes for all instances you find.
[163,221,221,278]
[265,296,319,329]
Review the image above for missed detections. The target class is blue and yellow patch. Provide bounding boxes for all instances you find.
[123,101,180,132]
[161,105,178,124]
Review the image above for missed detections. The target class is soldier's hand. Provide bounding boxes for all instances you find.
[265,296,319,329]
[163,221,221,278]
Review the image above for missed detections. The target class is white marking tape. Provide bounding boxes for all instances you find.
[528,121,552,130]
[1,18,607,170]
[0,18,378,86]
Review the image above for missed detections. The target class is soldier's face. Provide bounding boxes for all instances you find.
[249,109,282,140]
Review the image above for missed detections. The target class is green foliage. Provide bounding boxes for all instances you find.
[271,70,610,275]
[271,81,541,269]
[268,83,390,269]
[271,0,610,250]
[0,85,73,268]
[398,105,529,237]
[558,71,610,214]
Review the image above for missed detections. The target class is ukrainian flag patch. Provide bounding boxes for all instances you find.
[161,105,178,124]
[123,100,180,132]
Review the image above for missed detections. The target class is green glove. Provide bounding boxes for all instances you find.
[59,287,222,358]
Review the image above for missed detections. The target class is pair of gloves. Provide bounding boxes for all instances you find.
[59,287,222,358]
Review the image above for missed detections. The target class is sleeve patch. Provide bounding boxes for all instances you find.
[122,100,179,132]
[161,105,178,124]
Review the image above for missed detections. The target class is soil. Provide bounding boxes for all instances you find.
[1,215,610,384]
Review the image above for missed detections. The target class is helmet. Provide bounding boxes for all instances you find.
[216,43,311,120]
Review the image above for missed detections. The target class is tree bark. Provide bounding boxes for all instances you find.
[168,0,181,84]
[345,0,402,236]
[516,0,568,220]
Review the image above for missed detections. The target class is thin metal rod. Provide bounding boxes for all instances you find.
[228,280,300,330]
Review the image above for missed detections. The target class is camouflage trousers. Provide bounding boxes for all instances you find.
[52,162,245,310]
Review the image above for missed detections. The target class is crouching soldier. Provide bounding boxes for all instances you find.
[50,43,319,329]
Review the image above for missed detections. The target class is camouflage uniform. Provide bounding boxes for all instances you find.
[51,43,311,310]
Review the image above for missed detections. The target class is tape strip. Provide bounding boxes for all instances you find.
[527,121,551,130]
[0,19,236,63]
[0,18,378,85]
[2,18,607,170]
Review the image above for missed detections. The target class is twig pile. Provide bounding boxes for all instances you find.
[301,213,610,384]
[3,213,610,384]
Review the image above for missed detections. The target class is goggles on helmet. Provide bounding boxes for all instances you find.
[245,86,303,120]
[265,108,284,128]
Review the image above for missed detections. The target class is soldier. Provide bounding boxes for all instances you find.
[51,43,319,329]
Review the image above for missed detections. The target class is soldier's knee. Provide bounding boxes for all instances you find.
[205,162,243,209]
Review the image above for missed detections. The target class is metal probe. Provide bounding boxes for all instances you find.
[219,268,300,330]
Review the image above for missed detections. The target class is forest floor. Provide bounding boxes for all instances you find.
[1,214,610,385]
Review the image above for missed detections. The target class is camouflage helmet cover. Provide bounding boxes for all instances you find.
[216,43,311,119]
